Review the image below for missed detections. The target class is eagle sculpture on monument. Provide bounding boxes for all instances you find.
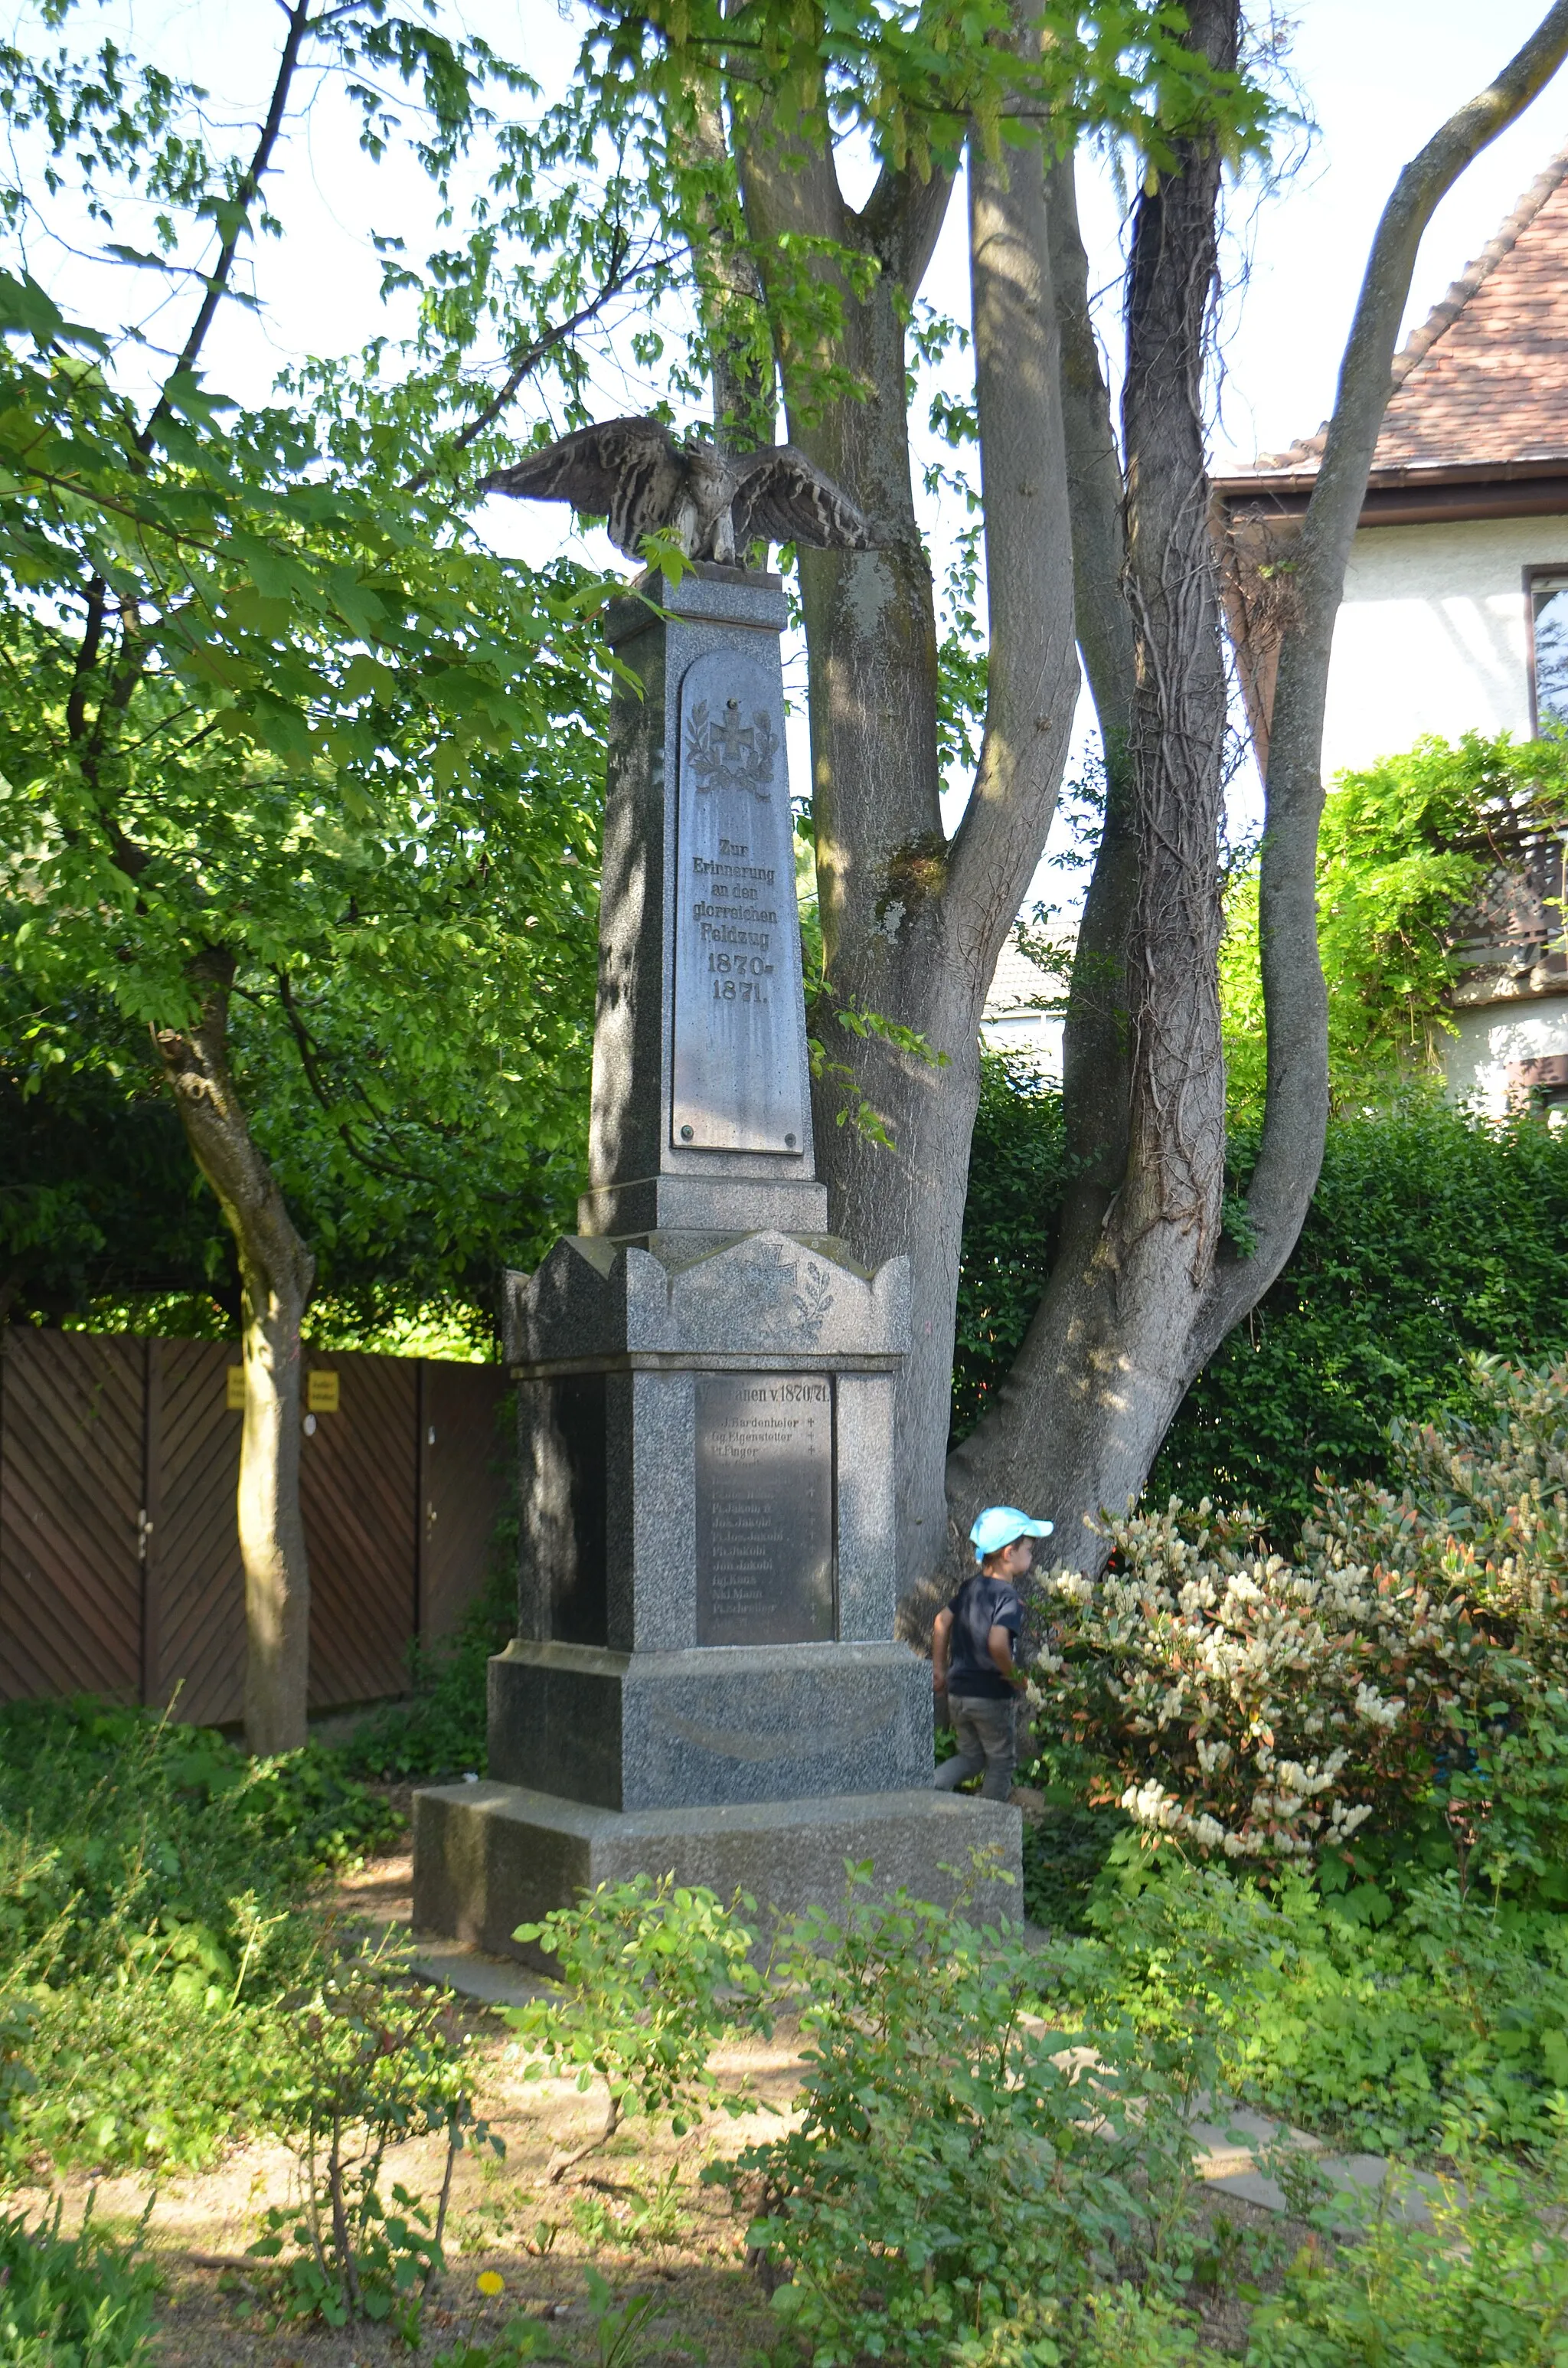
[481,416,875,567]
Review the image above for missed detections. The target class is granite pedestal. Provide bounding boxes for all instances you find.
[412,564,1021,1950]
[413,1783,1022,1967]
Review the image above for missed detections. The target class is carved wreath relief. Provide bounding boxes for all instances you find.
[684,696,778,801]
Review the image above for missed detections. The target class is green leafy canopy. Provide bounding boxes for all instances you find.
[0,2,645,1314]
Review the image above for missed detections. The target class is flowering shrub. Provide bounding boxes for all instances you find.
[1032,1357,1568,1867]
[1325,1353,1568,1669]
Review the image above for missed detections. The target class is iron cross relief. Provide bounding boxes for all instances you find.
[686,695,779,800]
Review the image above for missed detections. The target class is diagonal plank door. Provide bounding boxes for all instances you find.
[301,1354,419,1708]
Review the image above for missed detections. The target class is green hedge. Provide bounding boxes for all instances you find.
[951,1053,1066,1444]
[956,1060,1568,1539]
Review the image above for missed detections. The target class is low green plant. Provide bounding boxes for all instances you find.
[1071,1843,1290,2276]
[722,1874,1176,2368]
[0,2196,159,2366]
[566,2168,691,2259]
[620,2166,689,2257]
[1233,1872,1568,2154]
[431,2317,557,2368]
[248,1965,500,2330]
[1063,1845,1568,2156]
[1083,2288,1227,2366]
[571,2190,619,2250]
[0,1698,401,2175]
[250,2177,440,2337]
[1247,2147,1568,2366]
[0,1699,399,1983]
[0,1998,37,2137]
[509,1876,766,2177]
[430,2274,694,2368]
[455,2183,536,2256]
[577,2266,700,2368]
[1018,1793,1128,1934]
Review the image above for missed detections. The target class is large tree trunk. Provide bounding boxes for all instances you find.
[153,956,314,1752]
[740,54,1080,1587]
[947,0,1240,1575]
[1044,150,1139,1295]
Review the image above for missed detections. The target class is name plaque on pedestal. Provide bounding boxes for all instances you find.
[671,648,808,1153]
[694,1372,834,1646]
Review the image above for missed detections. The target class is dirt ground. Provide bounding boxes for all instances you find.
[11,1849,809,2367]
[11,1845,1293,2366]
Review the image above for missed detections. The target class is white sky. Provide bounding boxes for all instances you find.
[24,1,1568,909]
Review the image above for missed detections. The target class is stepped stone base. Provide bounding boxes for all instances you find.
[487,1640,933,1812]
[412,1781,1023,1965]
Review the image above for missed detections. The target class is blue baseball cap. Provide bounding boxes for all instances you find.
[970,1504,1054,1562]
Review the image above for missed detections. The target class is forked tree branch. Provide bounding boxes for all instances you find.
[401,229,645,494]
[1203,0,1568,1348]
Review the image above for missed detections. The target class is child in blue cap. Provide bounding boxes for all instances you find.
[932,1504,1053,1801]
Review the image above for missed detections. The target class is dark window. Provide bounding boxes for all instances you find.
[1508,1055,1568,1127]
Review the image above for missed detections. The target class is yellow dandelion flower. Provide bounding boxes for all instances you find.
[477,2270,505,2297]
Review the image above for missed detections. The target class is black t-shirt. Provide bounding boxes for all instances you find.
[944,1573,1023,1699]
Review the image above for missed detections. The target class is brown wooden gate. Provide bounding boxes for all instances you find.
[0,1332,512,1722]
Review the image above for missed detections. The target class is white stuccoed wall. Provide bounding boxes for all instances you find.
[1322,514,1568,777]
[1446,996,1568,1120]
[1321,513,1568,1111]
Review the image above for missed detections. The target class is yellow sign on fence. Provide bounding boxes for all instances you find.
[227,1366,339,1413]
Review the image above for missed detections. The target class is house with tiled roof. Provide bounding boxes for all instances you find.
[1214,151,1568,1122]
[981,938,1064,1074]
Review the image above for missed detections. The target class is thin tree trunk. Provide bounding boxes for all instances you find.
[153,956,314,1751]
[1045,151,1138,1274]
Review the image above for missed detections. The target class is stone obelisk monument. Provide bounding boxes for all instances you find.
[413,564,1020,1954]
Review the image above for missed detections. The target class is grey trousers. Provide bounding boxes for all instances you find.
[933,1693,1017,1801]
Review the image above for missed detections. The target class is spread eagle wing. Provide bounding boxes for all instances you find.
[481,417,681,554]
[729,445,874,551]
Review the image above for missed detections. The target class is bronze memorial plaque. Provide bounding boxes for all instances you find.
[671,646,808,1153]
[694,1373,835,1647]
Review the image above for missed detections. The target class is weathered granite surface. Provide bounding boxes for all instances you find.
[590,564,817,1245]
[487,1638,933,1810]
[505,1226,909,1689]
[413,1781,1024,1965]
[505,1228,906,1368]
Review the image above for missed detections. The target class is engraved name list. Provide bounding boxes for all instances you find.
[694,1373,835,1647]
